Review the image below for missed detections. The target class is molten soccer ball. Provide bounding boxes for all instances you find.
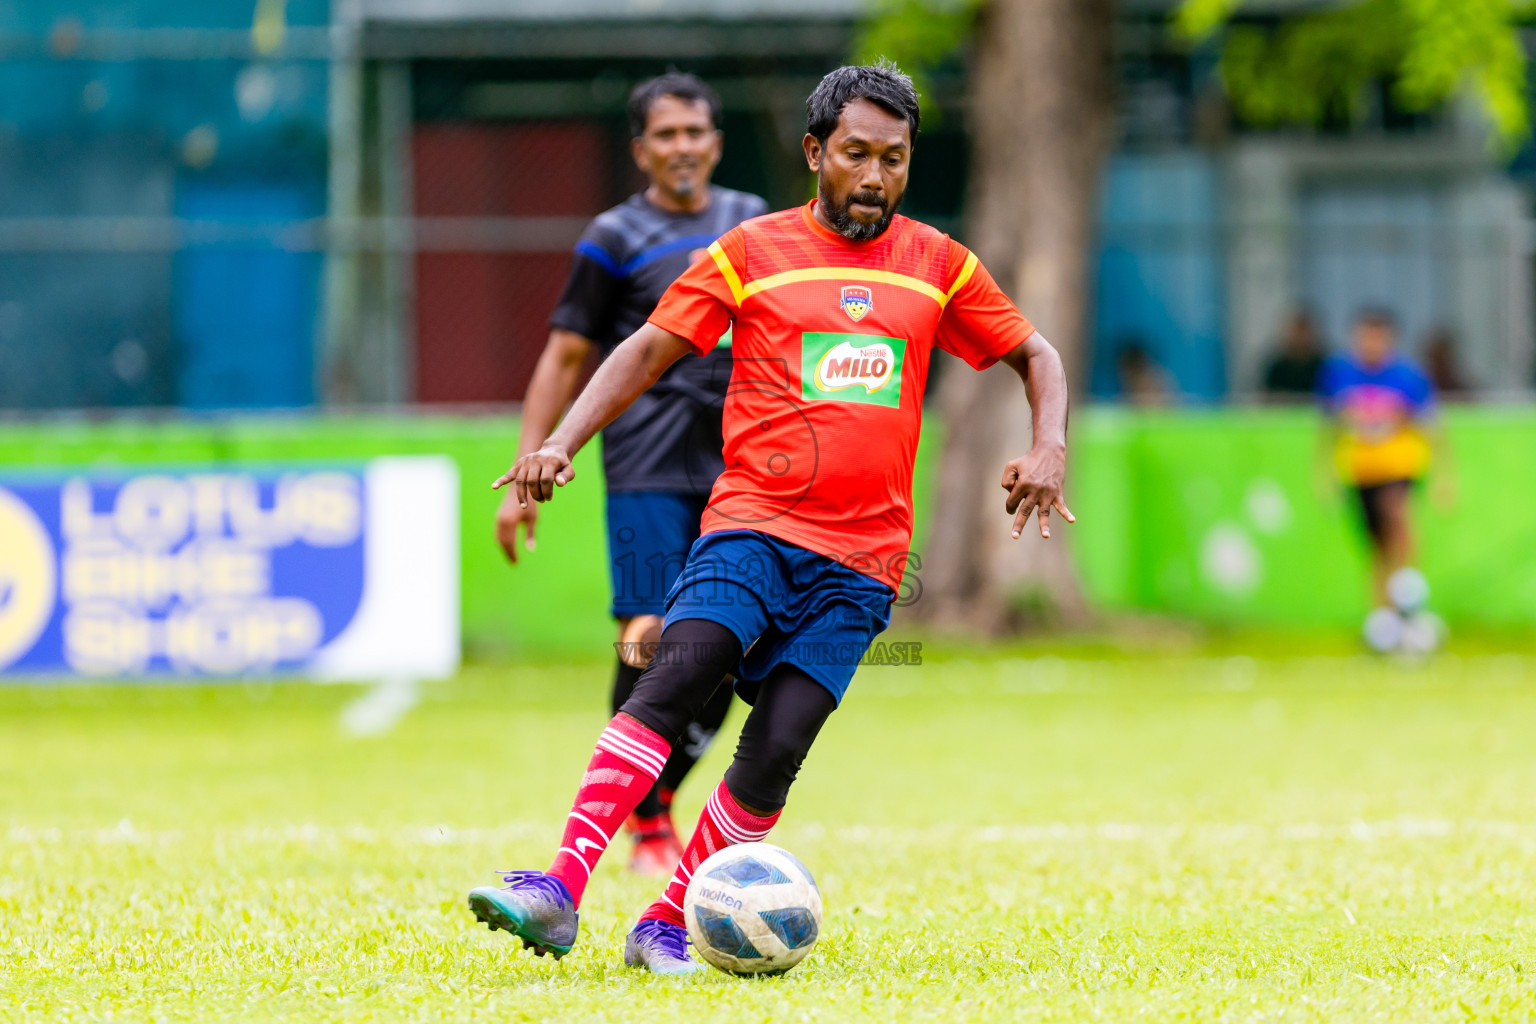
[682,842,822,975]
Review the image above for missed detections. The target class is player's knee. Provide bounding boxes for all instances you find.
[620,662,721,747]
[620,619,743,746]
[618,686,689,747]
[721,762,795,815]
[723,735,809,814]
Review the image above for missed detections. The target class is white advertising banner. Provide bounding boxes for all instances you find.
[0,456,459,681]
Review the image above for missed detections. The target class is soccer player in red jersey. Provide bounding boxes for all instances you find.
[468,62,1074,972]
[495,74,766,877]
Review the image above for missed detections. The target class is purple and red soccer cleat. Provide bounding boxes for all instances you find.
[468,870,579,959]
[624,917,704,975]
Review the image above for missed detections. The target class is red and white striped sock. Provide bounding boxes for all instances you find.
[547,714,671,906]
[638,780,781,928]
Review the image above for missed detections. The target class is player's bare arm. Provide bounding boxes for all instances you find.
[997,331,1074,540]
[492,323,694,507]
[495,328,594,562]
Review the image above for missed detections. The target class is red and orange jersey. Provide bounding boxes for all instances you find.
[648,200,1035,591]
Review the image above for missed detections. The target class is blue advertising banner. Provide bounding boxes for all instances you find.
[0,457,459,680]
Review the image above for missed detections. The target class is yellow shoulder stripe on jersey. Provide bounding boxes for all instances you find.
[741,267,948,306]
[707,240,745,308]
[946,251,979,301]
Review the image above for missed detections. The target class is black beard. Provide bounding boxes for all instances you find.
[819,181,901,241]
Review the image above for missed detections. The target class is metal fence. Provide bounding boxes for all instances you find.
[0,13,862,412]
[2,10,1532,413]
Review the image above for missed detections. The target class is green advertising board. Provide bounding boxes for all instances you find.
[0,406,1531,657]
[0,416,610,660]
[1068,406,1536,628]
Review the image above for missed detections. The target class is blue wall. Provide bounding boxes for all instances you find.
[173,181,321,407]
[0,0,329,410]
[1092,153,1227,403]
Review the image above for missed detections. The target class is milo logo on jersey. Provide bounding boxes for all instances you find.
[801,332,907,409]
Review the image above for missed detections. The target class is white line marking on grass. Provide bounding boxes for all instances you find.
[339,676,421,738]
[2,823,551,847]
[7,819,1536,849]
[796,819,1536,845]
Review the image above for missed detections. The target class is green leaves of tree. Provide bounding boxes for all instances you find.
[853,0,983,107]
[1178,0,1534,146]
[858,0,1533,147]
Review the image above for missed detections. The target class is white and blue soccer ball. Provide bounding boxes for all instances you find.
[1387,567,1431,615]
[683,842,822,975]
[1363,604,1446,658]
[1399,609,1446,657]
[1363,606,1405,654]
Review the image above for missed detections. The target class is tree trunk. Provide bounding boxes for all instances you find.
[916,0,1114,632]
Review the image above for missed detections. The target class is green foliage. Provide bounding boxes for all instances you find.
[1176,0,1249,38]
[852,0,982,110]
[1178,0,1535,146]
[854,0,980,70]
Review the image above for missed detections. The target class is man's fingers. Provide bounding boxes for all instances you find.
[1005,478,1032,515]
[1011,497,1037,539]
[491,470,513,491]
[537,460,557,502]
[512,474,528,510]
[1053,497,1076,523]
[1038,504,1051,539]
[1000,465,1019,491]
[495,506,519,563]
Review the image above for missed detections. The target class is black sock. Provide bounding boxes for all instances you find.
[632,785,666,822]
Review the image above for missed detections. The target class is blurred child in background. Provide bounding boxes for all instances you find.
[1317,309,1455,653]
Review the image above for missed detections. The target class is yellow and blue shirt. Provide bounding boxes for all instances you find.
[1318,355,1435,486]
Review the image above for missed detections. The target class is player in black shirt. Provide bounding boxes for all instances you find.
[495,73,769,876]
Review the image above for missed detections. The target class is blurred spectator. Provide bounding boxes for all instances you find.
[1116,340,1173,406]
[1317,309,1455,652]
[1422,327,1471,398]
[1262,310,1326,400]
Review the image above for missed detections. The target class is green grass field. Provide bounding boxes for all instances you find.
[5,647,1536,1022]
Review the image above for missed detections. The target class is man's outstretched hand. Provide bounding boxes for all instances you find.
[492,444,575,507]
[1002,444,1075,540]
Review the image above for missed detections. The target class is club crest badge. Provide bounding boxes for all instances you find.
[839,285,873,323]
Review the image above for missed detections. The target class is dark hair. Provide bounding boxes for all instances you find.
[1116,339,1155,372]
[806,61,921,146]
[627,73,721,139]
[1356,308,1397,331]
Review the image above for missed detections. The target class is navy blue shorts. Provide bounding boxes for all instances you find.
[662,529,894,706]
[606,491,711,619]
